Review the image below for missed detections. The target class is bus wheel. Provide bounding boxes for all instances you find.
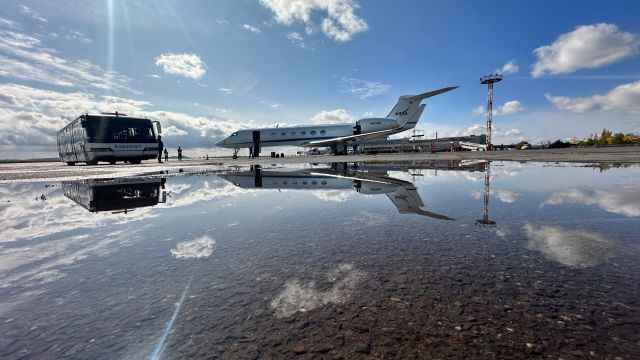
[130,160,141,164]
[109,160,116,165]
[86,160,98,165]
[66,162,76,166]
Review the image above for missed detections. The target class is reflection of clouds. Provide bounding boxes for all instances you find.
[169,181,253,207]
[310,190,354,203]
[0,230,128,291]
[496,190,519,203]
[492,227,510,239]
[170,235,216,259]
[345,210,389,226]
[542,185,640,217]
[271,264,366,318]
[524,223,613,267]
[0,184,152,243]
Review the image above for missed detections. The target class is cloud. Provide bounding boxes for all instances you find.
[524,223,613,267]
[473,101,525,117]
[286,31,311,50]
[495,190,519,203]
[311,108,354,125]
[259,0,368,42]
[497,59,519,74]
[0,17,19,29]
[170,235,216,259]
[242,24,261,34]
[311,190,353,202]
[268,103,281,109]
[64,29,92,44]
[270,263,366,317]
[0,83,249,150]
[542,185,640,217]
[0,29,130,91]
[545,80,640,113]
[340,76,389,99]
[532,23,640,77]
[496,100,525,115]
[19,5,47,23]
[218,87,233,94]
[154,53,206,80]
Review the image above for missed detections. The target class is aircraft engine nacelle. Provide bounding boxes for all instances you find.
[356,118,399,133]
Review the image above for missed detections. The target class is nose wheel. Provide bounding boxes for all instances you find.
[232,148,239,159]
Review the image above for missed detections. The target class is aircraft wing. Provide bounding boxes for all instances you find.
[304,128,400,147]
[304,103,427,147]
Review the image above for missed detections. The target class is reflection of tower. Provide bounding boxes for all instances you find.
[476,161,496,226]
[480,74,502,150]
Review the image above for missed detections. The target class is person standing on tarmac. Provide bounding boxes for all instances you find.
[177,146,183,161]
[164,148,169,162]
[157,135,164,163]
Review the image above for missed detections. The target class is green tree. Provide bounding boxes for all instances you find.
[611,133,624,145]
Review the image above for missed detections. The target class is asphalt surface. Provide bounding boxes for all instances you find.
[0,147,638,182]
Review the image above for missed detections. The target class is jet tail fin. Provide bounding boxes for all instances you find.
[386,86,458,128]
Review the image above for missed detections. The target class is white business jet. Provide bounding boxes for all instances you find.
[218,166,453,220]
[216,86,457,158]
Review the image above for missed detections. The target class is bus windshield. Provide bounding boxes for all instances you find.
[85,117,155,143]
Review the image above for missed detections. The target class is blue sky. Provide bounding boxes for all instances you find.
[0,0,639,158]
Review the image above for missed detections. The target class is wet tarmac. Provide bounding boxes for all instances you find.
[1,160,639,359]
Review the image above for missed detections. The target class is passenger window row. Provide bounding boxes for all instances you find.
[270,130,327,137]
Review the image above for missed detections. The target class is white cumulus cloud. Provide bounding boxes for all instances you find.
[311,108,354,125]
[259,0,368,42]
[532,23,640,77]
[545,80,640,113]
[496,100,525,115]
[155,53,206,80]
[497,59,519,74]
[0,83,249,151]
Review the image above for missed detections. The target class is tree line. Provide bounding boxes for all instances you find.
[510,129,639,149]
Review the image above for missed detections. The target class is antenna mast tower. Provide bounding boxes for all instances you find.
[480,74,502,150]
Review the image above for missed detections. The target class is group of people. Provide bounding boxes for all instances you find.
[156,135,183,163]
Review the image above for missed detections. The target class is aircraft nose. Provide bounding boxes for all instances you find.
[216,139,226,147]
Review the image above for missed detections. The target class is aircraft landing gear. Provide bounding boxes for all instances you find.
[232,148,239,159]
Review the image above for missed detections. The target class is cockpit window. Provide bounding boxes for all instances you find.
[231,132,238,137]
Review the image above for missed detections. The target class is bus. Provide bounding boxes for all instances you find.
[62,177,166,213]
[57,113,162,165]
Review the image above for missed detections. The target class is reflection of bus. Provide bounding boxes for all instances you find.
[62,177,166,213]
[57,113,161,165]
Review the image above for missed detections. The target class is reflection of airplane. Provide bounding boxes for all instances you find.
[62,177,166,213]
[218,165,453,220]
[216,87,457,157]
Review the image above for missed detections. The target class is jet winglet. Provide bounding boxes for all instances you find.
[404,86,458,103]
